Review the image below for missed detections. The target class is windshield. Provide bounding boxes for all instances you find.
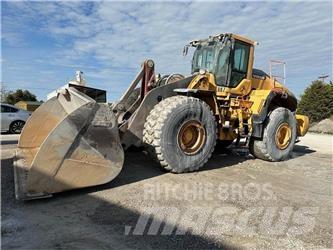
[191,41,231,86]
[192,46,216,73]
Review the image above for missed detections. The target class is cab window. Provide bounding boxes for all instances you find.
[229,41,250,87]
[215,44,230,85]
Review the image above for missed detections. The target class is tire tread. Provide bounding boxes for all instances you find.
[143,96,217,173]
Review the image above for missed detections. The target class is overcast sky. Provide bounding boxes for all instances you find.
[1,1,332,101]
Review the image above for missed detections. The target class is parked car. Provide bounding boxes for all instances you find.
[1,103,31,134]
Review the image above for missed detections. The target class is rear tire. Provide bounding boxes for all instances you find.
[143,96,217,173]
[9,120,25,134]
[249,107,296,161]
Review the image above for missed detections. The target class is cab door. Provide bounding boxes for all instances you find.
[228,41,251,87]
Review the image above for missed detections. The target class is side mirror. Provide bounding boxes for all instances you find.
[182,45,189,56]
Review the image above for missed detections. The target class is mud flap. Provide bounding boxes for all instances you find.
[14,87,124,200]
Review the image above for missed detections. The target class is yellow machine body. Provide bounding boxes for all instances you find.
[185,34,309,142]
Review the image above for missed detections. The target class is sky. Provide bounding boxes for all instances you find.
[1,1,332,101]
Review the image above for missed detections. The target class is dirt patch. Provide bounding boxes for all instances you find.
[1,134,332,249]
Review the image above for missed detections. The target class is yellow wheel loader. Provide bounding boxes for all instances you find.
[14,33,309,200]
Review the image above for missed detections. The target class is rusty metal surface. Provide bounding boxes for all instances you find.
[113,59,155,125]
[14,87,124,200]
[120,75,195,148]
[140,59,155,99]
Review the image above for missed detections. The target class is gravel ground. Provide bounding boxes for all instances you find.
[1,133,332,249]
[309,119,333,134]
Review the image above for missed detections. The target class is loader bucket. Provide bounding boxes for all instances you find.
[14,87,124,200]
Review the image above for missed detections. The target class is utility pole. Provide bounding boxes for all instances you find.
[318,75,329,82]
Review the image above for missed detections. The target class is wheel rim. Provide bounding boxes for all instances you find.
[12,121,24,133]
[275,122,292,150]
[177,120,206,155]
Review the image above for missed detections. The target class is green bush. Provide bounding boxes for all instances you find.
[297,80,333,123]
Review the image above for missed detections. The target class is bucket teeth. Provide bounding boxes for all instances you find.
[14,87,124,200]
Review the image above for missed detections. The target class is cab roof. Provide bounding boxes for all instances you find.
[230,33,257,46]
[189,33,258,47]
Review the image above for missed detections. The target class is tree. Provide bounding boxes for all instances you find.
[0,84,8,103]
[298,80,333,123]
[4,89,37,105]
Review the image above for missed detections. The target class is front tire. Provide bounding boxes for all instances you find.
[250,107,296,161]
[143,96,217,173]
[9,120,25,134]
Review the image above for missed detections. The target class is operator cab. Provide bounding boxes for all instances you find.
[185,33,255,88]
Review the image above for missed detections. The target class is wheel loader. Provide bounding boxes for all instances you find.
[14,33,309,200]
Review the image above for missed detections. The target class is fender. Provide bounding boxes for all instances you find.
[251,89,297,139]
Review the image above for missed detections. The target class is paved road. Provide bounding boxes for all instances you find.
[1,133,332,249]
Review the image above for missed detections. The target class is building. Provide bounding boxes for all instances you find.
[47,71,87,100]
[15,101,43,112]
[46,71,106,103]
